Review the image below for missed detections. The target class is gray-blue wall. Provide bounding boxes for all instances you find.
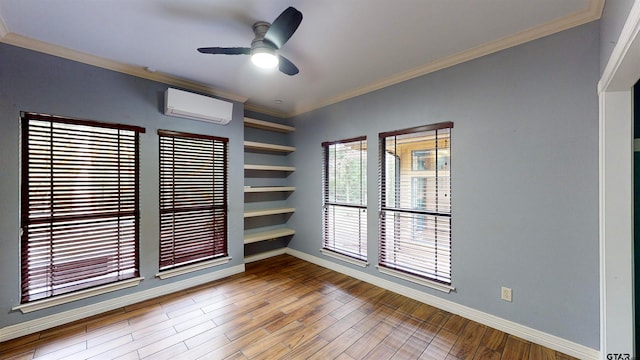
[289,22,600,349]
[0,43,245,328]
[0,20,602,349]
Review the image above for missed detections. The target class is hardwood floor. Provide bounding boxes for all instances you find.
[0,255,579,360]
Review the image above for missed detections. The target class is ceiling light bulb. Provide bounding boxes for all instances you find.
[251,49,279,69]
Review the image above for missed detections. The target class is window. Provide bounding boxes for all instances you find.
[20,113,144,303]
[379,122,453,287]
[412,149,450,171]
[158,130,228,271]
[322,137,367,262]
[411,177,428,232]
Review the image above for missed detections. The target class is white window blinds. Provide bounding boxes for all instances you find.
[379,122,453,284]
[322,137,367,261]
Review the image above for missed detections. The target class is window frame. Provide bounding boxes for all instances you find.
[20,112,145,304]
[321,136,368,265]
[378,122,454,292]
[157,129,229,273]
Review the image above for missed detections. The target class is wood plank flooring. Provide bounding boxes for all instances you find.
[0,254,579,360]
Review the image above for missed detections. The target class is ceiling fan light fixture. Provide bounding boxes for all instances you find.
[251,47,279,69]
[197,7,301,75]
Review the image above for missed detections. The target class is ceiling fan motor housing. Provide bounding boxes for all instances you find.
[250,21,278,67]
[197,7,301,75]
[251,21,275,51]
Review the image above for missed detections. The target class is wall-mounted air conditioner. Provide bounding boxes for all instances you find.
[164,88,233,125]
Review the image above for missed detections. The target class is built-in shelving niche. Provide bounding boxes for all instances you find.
[243,116,295,258]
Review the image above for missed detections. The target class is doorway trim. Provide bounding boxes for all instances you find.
[599,0,640,355]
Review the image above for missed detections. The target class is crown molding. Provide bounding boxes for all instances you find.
[287,0,605,117]
[0,33,248,104]
[0,0,603,119]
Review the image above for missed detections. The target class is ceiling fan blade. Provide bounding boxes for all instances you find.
[197,47,251,55]
[278,55,299,76]
[264,7,302,49]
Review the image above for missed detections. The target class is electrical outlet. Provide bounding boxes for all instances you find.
[501,286,512,302]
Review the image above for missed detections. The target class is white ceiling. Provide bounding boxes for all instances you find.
[0,0,603,117]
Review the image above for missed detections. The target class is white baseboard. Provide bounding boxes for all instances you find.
[0,249,600,360]
[244,248,287,263]
[284,248,599,360]
[0,264,245,343]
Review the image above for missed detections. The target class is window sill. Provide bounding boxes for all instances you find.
[320,249,368,268]
[156,257,232,279]
[12,277,144,314]
[377,266,455,293]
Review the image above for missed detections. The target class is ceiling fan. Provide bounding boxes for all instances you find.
[197,7,303,76]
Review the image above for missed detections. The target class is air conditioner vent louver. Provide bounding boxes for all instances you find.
[164,88,233,125]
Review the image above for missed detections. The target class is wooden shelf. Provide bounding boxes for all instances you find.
[244,186,296,193]
[244,141,295,153]
[243,116,296,251]
[244,207,295,218]
[244,164,296,172]
[244,228,296,244]
[244,117,295,133]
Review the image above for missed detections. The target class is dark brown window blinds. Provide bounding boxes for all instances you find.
[158,130,228,271]
[379,122,453,284]
[20,113,144,303]
[322,137,367,261]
